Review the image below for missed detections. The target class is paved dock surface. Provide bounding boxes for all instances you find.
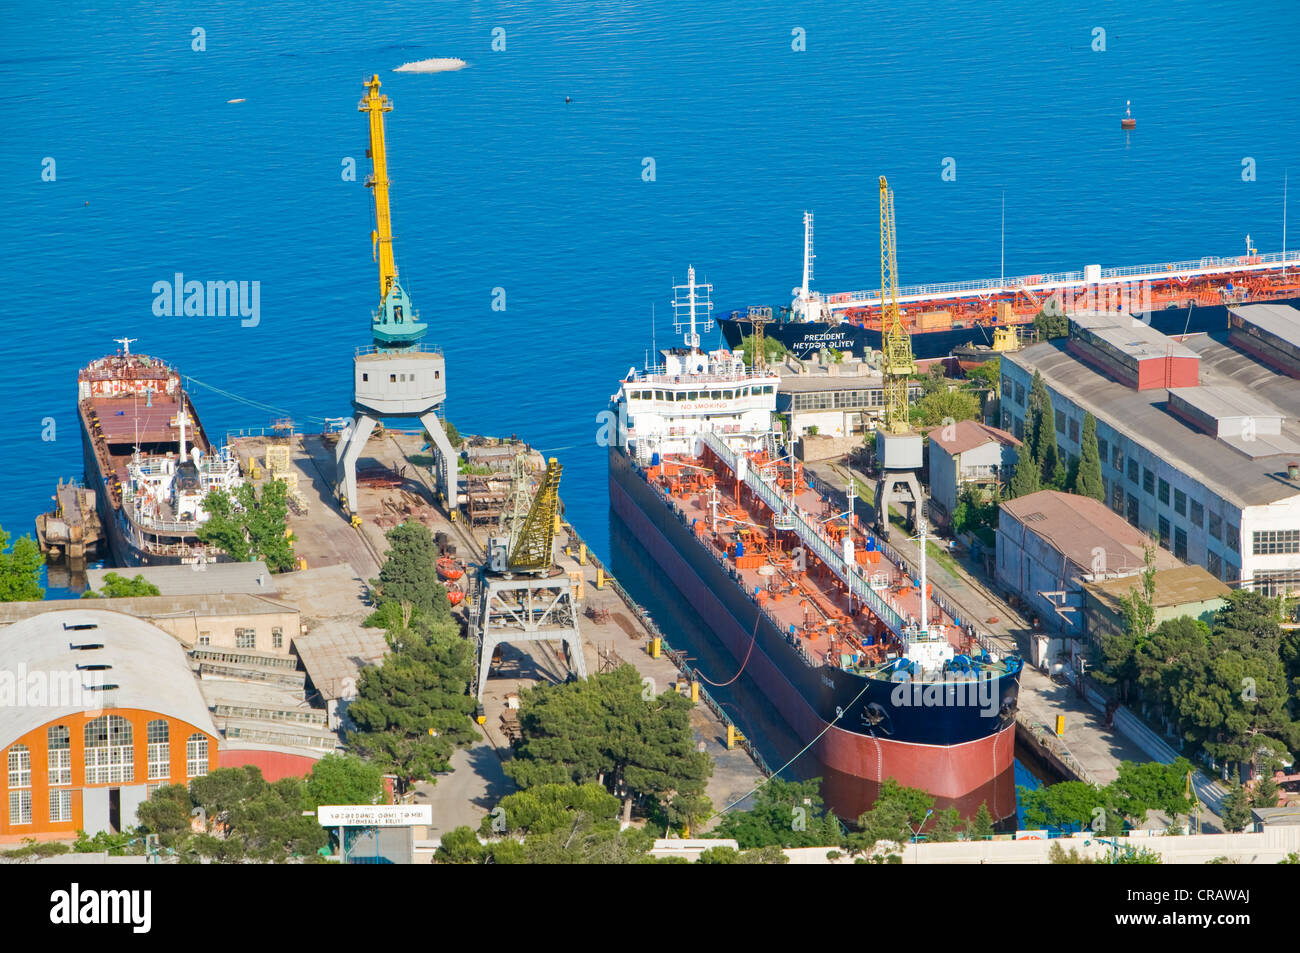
[242,428,767,833]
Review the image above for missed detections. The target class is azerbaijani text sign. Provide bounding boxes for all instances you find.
[318,805,433,827]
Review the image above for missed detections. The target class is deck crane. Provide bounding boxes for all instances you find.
[496,457,563,575]
[872,176,924,537]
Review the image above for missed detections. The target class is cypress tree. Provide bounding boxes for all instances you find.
[1007,452,1040,499]
[1074,412,1105,501]
[1027,371,1062,489]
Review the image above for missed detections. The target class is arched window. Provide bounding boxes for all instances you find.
[47,725,71,786]
[146,720,170,780]
[185,734,208,779]
[7,746,31,826]
[84,715,134,784]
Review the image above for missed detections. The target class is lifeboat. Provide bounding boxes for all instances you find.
[447,588,465,606]
[437,556,464,581]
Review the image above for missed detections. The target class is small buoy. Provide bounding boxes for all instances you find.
[1121,99,1136,129]
[564,95,571,104]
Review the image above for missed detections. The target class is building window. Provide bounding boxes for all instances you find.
[1209,512,1222,541]
[1127,458,1139,485]
[48,789,72,824]
[1174,527,1187,560]
[1189,499,1203,528]
[272,626,283,649]
[1068,418,1080,443]
[1158,478,1170,505]
[147,720,170,780]
[1126,493,1139,526]
[1173,489,1186,516]
[1098,437,1109,463]
[8,745,31,790]
[85,715,134,785]
[361,373,368,382]
[1225,562,1239,584]
[1226,524,1240,553]
[1143,468,1155,495]
[1015,382,1026,405]
[1252,529,1300,555]
[1158,516,1170,547]
[235,627,256,649]
[8,791,31,826]
[1253,571,1294,598]
[1208,550,1222,579]
[47,725,70,786]
[1112,446,1123,472]
[1055,409,1065,434]
[186,735,209,779]
[1110,481,1124,514]
[198,631,211,647]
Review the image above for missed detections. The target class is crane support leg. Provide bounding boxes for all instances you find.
[335,412,378,514]
[419,410,459,510]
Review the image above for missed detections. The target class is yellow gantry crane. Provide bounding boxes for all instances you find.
[359,75,398,305]
[879,175,915,434]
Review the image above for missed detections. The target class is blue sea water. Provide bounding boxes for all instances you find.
[3,0,1299,577]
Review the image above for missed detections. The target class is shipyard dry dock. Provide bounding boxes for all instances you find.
[226,427,765,833]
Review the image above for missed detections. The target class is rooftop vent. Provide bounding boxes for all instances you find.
[63,622,99,631]
[69,642,105,651]
[75,663,113,671]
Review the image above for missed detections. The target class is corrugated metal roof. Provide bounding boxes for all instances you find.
[929,419,1021,456]
[1006,333,1300,508]
[86,561,277,597]
[1001,490,1182,576]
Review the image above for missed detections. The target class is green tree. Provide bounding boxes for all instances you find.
[196,482,295,572]
[346,623,478,794]
[1033,300,1069,340]
[304,753,386,809]
[1006,450,1041,499]
[913,388,981,428]
[1220,770,1253,833]
[0,526,44,602]
[698,845,789,864]
[966,802,995,839]
[81,572,161,599]
[709,778,842,848]
[1074,413,1105,501]
[1026,371,1062,488]
[368,521,451,620]
[847,779,935,855]
[1251,772,1279,809]
[739,334,787,368]
[506,665,712,823]
[965,357,1001,395]
[135,767,327,862]
[1109,758,1196,828]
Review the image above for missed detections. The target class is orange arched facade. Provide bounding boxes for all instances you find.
[0,707,217,842]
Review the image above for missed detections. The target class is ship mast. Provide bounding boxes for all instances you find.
[359,75,398,304]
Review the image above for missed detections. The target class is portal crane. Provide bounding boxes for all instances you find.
[879,175,915,434]
[504,458,562,574]
[872,175,924,537]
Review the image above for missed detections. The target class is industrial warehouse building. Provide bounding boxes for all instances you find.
[1001,305,1300,593]
[1082,565,1231,652]
[0,610,218,842]
[996,489,1181,633]
[776,352,923,440]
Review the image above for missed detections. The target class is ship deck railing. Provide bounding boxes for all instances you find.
[628,366,779,385]
[812,249,1300,309]
[701,431,907,640]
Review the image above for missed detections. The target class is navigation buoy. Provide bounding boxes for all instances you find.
[565,95,572,104]
[1121,100,1136,129]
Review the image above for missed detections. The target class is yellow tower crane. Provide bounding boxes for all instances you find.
[359,75,398,305]
[879,175,915,434]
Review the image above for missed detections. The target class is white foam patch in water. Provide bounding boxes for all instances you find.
[393,58,467,73]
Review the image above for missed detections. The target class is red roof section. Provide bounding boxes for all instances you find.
[928,419,1021,456]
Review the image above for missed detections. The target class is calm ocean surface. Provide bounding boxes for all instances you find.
[3,0,1298,577]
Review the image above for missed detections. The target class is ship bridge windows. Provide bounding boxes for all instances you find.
[655,390,665,400]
